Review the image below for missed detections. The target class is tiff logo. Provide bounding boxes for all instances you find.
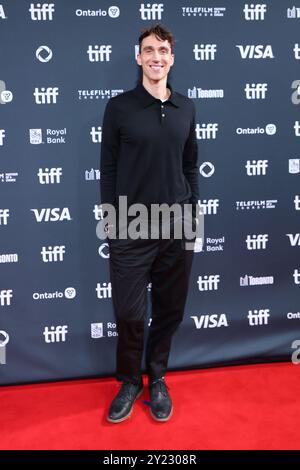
[0,129,5,145]
[248,308,270,326]
[43,326,68,343]
[246,234,268,250]
[0,289,13,306]
[294,121,300,136]
[139,3,164,20]
[294,43,300,59]
[294,195,300,210]
[193,44,217,61]
[243,3,267,20]
[198,199,219,215]
[195,123,218,139]
[38,168,62,184]
[29,3,55,20]
[41,245,66,262]
[87,45,112,62]
[197,275,220,291]
[95,282,112,299]
[0,209,9,225]
[245,83,268,99]
[91,126,102,143]
[293,269,300,284]
[34,87,59,104]
[245,160,268,175]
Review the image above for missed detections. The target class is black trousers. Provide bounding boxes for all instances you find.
[108,218,195,384]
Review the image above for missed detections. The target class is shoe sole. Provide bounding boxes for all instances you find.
[107,388,144,423]
[150,405,173,422]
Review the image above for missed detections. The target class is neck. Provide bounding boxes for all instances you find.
[142,76,170,101]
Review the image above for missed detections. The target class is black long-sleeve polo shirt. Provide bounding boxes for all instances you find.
[100,83,200,219]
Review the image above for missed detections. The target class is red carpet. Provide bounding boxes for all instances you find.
[0,362,299,450]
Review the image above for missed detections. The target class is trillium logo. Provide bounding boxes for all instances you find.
[108,6,120,17]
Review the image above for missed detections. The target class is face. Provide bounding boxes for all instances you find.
[137,34,174,84]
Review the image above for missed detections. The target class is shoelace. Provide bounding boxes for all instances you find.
[150,378,170,397]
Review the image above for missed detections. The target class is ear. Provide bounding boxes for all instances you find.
[170,53,175,67]
[136,54,142,66]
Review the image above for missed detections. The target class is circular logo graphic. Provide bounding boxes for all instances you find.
[64,287,76,299]
[108,6,120,18]
[199,162,215,177]
[265,124,277,135]
[36,45,53,63]
[0,331,9,347]
[0,90,13,103]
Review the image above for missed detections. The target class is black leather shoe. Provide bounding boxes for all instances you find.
[149,378,173,422]
[107,381,143,423]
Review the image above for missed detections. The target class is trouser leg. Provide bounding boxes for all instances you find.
[108,238,158,384]
[146,237,194,383]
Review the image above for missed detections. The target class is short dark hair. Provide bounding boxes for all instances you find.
[138,24,175,53]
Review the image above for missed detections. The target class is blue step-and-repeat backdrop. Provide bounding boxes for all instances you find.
[1,0,300,385]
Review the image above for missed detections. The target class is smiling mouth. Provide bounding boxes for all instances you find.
[150,65,163,69]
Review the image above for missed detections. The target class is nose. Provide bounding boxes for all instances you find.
[152,50,160,61]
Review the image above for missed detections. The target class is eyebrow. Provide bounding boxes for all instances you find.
[143,45,170,51]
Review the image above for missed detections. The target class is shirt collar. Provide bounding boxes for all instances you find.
[134,82,180,108]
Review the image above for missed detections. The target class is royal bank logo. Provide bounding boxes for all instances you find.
[0,80,13,104]
[289,159,300,173]
[91,322,118,338]
[0,172,18,183]
[36,45,53,62]
[29,128,66,144]
[76,6,120,17]
[29,3,55,20]
[236,200,277,210]
[78,89,123,100]
[182,6,226,17]
[188,87,224,99]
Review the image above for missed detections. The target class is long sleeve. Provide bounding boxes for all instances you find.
[100,100,119,208]
[182,105,200,220]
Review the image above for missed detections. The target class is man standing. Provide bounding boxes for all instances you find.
[100,24,200,423]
